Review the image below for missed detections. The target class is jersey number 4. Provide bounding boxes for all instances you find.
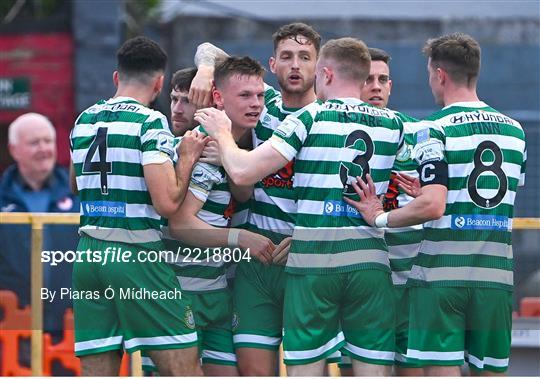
[82,127,112,195]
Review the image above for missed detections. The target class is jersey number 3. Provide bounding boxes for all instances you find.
[340,130,374,195]
[82,127,112,195]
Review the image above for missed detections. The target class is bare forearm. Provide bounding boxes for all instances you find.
[229,180,253,203]
[387,190,446,228]
[173,157,197,205]
[170,215,232,247]
[219,134,259,185]
[194,42,229,68]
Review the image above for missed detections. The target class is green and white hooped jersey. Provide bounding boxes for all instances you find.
[246,84,301,244]
[383,112,428,286]
[408,101,526,291]
[270,98,404,275]
[70,96,175,250]
[163,134,234,292]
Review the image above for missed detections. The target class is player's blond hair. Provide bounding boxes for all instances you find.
[320,38,371,83]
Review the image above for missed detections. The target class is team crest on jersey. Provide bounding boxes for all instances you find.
[262,160,294,189]
[157,133,174,158]
[395,143,412,162]
[184,306,196,329]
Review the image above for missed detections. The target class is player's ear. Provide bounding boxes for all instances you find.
[437,67,446,86]
[323,67,332,84]
[154,75,164,94]
[213,87,224,109]
[113,71,119,87]
[388,79,393,95]
[269,56,276,74]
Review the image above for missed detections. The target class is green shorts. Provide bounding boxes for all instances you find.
[408,286,512,373]
[142,289,236,371]
[233,260,286,350]
[283,270,395,366]
[73,236,197,357]
[393,286,423,368]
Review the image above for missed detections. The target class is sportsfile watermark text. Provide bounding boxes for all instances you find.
[41,246,252,266]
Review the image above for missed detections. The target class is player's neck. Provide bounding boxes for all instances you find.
[281,89,316,109]
[327,84,362,101]
[231,124,248,142]
[443,86,479,107]
[114,84,154,106]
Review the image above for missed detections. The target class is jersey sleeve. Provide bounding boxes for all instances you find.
[519,147,527,186]
[269,106,314,161]
[412,121,448,187]
[140,113,175,166]
[189,162,223,203]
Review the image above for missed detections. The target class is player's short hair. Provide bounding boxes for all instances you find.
[423,33,481,86]
[171,67,197,93]
[272,22,321,54]
[369,47,391,65]
[117,36,167,84]
[320,38,371,83]
[214,56,266,89]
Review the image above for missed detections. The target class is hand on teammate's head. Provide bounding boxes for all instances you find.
[194,108,232,138]
[189,66,215,109]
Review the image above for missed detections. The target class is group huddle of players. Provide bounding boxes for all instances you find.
[69,22,526,377]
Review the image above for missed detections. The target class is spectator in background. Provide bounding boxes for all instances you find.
[0,112,80,342]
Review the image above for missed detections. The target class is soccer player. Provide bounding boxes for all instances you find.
[142,56,275,376]
[69,36,207,376]
[191,23,322,375]
[346,33,526,376]
[195,37,405,376]
[169,67,198,136]
[362,47,424,376]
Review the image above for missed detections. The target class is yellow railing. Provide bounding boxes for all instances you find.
[0,212,144,376]
[1,212,539,376]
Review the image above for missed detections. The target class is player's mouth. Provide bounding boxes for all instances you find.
[245,111,260,121]
[369,96,384,105]
[288,73,303,84]
[172,117,188,124]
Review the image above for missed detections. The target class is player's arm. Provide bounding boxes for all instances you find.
[145,130,208,218]
[169,191,274,264]
[346,125,448,228]
[190,42,230,108]
[194,108,289,185]
[69,161,78,195]
[228,179,253,203]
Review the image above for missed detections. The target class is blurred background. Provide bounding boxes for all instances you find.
[0,0,539,374]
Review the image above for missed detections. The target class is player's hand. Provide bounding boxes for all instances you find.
[395,172,421,198]
[343,174,384,227]
[194,108,232,138]
[188,66,214,109]
[179,130,210,164]
[238,230,275,265]
[199,140,222,166]
[272,237,291,266]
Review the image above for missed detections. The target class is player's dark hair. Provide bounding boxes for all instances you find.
[272,22,321,54]
[423,33,481,87]
[369,47,391,65]
[320,38,371,83]
[214,56,266,89]
[171,67,197,92]
[117,36,167,83]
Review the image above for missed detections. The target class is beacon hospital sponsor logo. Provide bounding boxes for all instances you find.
[451,214,510,231]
